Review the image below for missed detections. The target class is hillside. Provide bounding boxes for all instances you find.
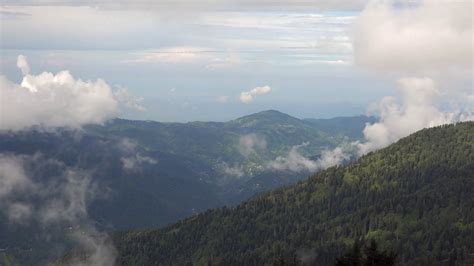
[113,122,474,265]
[0,111,371,265]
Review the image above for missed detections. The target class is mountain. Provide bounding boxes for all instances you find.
[0,111,372,265]
[113,122,474,265]
[304,115,377,139]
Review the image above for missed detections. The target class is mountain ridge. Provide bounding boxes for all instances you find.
[113,121,474,265]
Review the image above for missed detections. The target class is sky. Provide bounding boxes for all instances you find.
[0,0,472,122]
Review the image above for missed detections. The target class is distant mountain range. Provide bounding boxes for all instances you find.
[0,110,374,265]
[112,122,474,265]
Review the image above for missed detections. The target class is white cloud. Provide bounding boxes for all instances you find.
[1,0,369,11]
[219,162,245,178]
[40,170,91,224]
[267,142,349,172]
[114,87,146,112]
[317,147,351,170]
[267,143,317,172]
[239,85,272,103]
[0,154,35,198]
[16,54,30,75]
[0,55,144,131]
[118,138,157,171]
[121,154,157,170]
[352,1,473,156]
[357,77,473,155]
[354,0,473,73]
[238,133,267,157]
[123,47,215,64]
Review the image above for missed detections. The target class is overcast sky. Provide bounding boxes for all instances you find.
[0,0,472,122]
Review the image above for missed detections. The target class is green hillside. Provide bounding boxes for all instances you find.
[0,111,372,265]
[114,122,474,265]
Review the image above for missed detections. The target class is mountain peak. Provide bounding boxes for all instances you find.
[236,110,299,121]
[229,110,303,127]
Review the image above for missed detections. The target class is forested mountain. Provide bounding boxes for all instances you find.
[113,122,474,265]
[0,111,372,265]
[0,111,370,229]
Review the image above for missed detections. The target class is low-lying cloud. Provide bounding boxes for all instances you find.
[357,77,473,155]
[238,133,267,157]
[240,85,272,103]
[267,142,349,172]
[219,162,245,178]
[118,138,157,171]
[0,55,143,132]
[0,153,117,265]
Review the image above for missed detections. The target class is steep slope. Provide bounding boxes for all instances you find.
[114,122,474,265]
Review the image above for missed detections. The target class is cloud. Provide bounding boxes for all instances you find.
[219,162,244,178]
[1,0,369,11]
[0,55,144,131]
[352,1,473,156]
[114,87,146,112]
[317,146,351,170]
[267,142,349,172]
[354,0,473,73]
[238,133,267,157]
[357,77,473,155]
[118,138,157,171]
[239,85,272,103]
[39,170,92,225]
[0,153,117,265]
[123,47,216,64]
[0,154,35,198]
[70,227,117,266]
[16,54,30,75]
[120,154,157,170]
[8,202,32,224]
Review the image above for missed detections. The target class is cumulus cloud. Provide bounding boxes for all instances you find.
[354,0,473,73]
[267,142,349,172]
[0,55,143,131]
[352,0,473,156]
[238,133,267,157]
[357,77,473,155]
[239,85,272,103]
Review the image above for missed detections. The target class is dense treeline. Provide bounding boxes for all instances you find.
[114,122,474,265]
